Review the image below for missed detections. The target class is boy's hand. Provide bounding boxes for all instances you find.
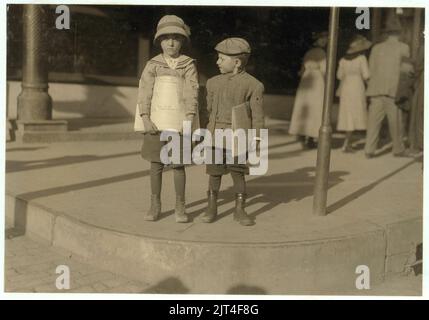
[251,137,261,153]
[255,140,261,154]
[142,115,158,134]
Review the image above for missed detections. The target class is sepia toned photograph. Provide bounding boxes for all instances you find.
[3,2,425,297]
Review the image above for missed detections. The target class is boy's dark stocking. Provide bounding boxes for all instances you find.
[231,171,246,194]
[231,171,253,226]
[202,175,222,223]
[209,175,222,192]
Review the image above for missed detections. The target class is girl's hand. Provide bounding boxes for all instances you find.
[185,114,195,123]
[142,115,158,134]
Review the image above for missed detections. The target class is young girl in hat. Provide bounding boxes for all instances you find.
[336,34,371,152]
[137,15,199,222]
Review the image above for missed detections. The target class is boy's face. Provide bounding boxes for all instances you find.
[160,34,183,58]
[216,53,239,74]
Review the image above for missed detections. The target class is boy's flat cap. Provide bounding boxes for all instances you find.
[215,38,251,55]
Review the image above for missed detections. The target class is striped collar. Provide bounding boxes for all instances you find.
[150,54,194,69]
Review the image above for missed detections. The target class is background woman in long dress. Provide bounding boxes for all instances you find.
[336,35,371,152]
[288,31,328,149]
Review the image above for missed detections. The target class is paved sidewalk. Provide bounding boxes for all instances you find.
[4,118,423,294]
[5,124,422,243]
[4,235,421,295]
[4,235,150,293]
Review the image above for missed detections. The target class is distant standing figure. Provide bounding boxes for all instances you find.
[364,20,413,158]
[289,31,328,149]
[408,42,424,152]
[336,35,371,152]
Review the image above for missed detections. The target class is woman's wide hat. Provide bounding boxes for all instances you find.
[346,35,372,54]
[312,31,329,40]
[382,13,403,33]
[154,15,191,42]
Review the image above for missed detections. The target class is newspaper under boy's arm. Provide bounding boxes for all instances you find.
[249,82,265,139]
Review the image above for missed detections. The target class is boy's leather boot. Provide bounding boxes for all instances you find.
[175,196,189,223]
[144,194,161,221]
[201,190,218,223]
[233,193,254,226]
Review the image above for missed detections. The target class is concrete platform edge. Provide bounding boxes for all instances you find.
[5,192,422,294]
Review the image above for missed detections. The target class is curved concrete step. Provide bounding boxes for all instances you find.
[5,192,422,294]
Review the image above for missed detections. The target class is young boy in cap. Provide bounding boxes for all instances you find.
[200,37,265,226]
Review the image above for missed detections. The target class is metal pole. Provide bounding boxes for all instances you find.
[371,8,382,43]
[17,4,52,121]
[411,8,422,61]
[312,7,340,216]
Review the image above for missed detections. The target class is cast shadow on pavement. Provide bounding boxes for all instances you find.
[142,277,190,294]
[161,167,348,222]
[267,139,299,151]
[326,158,420,214]
[139,277,267,294]
[6,151,141,173]
[244,167,348,220]
[5,197,28,239]
[412,243,423,276]
[6,147,47,152]
[5,137,300,174]
[268,137,347,159]
[9,168,151,237]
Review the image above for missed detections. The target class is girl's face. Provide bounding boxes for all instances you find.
[160,34,184,58]
[216,53,239,74]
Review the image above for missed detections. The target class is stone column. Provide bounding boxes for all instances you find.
[17,4,52,120]
[16,4,67,142]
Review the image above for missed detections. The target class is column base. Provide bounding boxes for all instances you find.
[17,89,53,121]
[15,120,68,143]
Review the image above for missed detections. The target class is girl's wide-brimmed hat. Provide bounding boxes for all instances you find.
[154,15,191,42]
[346,35,372,54]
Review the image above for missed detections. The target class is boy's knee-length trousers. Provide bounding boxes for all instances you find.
[206,147,249,176]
